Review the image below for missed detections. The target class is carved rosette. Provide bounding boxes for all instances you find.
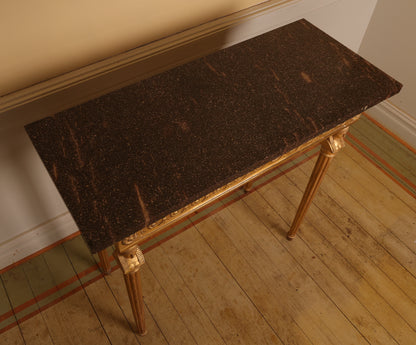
[321,127,349,157]
[117,247,145,274]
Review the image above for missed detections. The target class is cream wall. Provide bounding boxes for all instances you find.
[0,0,378,268]
[359,0,416,147]
[0,0,258,96]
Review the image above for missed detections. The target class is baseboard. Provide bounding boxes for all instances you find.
[366,101,416,150]
[0,213,78,270]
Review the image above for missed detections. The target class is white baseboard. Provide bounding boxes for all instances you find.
[366,101,416,150]
[0,213,78,270]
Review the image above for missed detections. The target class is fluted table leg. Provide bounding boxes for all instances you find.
[287,127,349,240]
[115,245,147,335]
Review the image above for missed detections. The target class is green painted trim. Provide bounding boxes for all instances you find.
[350,117,416,182]
[346,137,416,197]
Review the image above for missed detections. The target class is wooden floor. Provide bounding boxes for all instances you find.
[1,116,416,344]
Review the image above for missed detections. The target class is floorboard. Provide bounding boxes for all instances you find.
[282,161,416,329]
[146,246,227,345]
[163,228,283,345]
[1,326,25,345]
[239,193,398,345]
[19,314,54,345]
[260,175,416,345]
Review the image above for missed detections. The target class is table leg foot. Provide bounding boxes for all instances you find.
[287,127,349,239]
[286,234,295,240]
[115,245,147,335]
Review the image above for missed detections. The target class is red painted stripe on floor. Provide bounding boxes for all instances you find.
[0,231,81,275]
[0,310,13,323]
[364,113,416,155]
[348,133,416,190]
[0,263,100,324]
[347,140,416,199]
[0,268,115,334]
[0,320,18,335]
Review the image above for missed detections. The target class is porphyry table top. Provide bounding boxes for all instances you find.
[25,19,402,253]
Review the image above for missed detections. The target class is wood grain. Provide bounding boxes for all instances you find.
[257,161,416,345]
[238,193,399,345]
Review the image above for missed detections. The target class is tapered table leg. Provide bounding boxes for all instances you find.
[115,245,147,335]
[98,248,112,275]
[287,127,349,240]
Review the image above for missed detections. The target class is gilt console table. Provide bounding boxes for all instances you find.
[25,19,401,335]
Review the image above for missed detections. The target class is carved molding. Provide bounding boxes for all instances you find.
[121,233,139,246]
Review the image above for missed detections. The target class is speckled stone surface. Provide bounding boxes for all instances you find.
[25,20,401,253]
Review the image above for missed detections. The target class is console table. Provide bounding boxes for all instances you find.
[25,19,401,335]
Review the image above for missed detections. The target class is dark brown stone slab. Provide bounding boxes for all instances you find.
[25,19,401,252]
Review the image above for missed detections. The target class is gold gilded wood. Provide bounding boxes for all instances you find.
[287,126,350,239]
[114,245,147,335]
[115,246,145,275]
[97,249,112,275]
[121,233,139,246]
[118,115,360,255]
